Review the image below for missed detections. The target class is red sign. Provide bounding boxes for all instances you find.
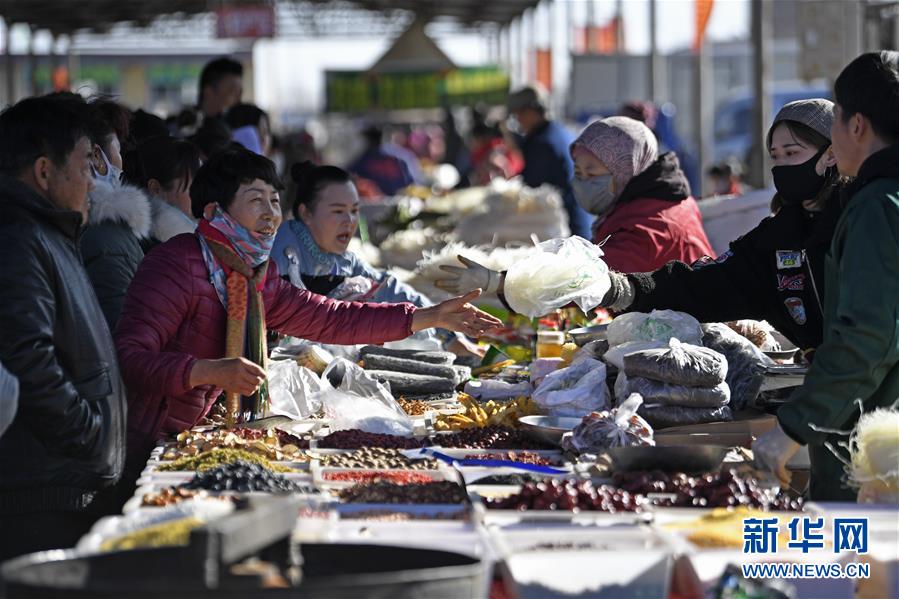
[216,5,275,39]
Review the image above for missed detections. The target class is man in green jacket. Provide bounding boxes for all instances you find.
[753,51,899,501]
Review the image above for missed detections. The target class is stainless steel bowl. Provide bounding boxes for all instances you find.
[605,444,729,473]
[568,324,609,347]
[518,415,583,446]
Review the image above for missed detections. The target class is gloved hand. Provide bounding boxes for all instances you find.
[435,256,502,296]
[600,270,636,311]
[752,423,801,485]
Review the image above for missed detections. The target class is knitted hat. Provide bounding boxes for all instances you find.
[769,99,835,142]
[570,116,658,198]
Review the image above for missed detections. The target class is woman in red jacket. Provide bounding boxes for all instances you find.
[570,116,714,272]
[115,148,500,457]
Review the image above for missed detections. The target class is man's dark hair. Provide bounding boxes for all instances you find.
[362,125,383,147]
[188,118,233,160]
[130,109,170,146]
[198,56,243,103]
[225,103,267,130]
[190,147,283,218]
[834,51,899,143]
[0,93,92,176]
[289,161,352,219]
[124,136,201,193]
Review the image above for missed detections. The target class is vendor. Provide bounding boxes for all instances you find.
[437,100,842,359]
[271,161,483,357]
[115,147,500,458]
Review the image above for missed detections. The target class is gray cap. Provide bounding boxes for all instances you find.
[770,98,835,141]
[507,84,549,113]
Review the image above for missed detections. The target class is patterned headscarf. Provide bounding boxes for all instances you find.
[571,116,659,201]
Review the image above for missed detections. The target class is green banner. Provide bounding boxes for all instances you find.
[325,67,510,113]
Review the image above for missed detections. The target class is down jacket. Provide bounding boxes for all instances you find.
[81,180,151,330]
[115,233,416,455]
[592,153,714,272]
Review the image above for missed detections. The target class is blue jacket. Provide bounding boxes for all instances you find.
[519,120,593,239]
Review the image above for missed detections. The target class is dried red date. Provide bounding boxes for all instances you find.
[339,481,467,504]
[317,430,425,450]
[435,427,553,450]
[486,479,642,512]
[323,471,437,485]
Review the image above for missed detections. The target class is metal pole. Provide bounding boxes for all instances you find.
[649,0,663,103]
[693,42,712,198]
[4,20,14,105]
[27,24,37,97]
[749,0,773,189]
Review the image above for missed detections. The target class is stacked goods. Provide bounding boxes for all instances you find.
[701,323,769,410]
[338,481,467,504]
[315,448,438,470]
[182,461,309,493]
[162,428,308,461]
[433,395,538,431]
[359,345,468,396]
[316,429,426,450]
[157,448,296,473]
[616,339,733,428]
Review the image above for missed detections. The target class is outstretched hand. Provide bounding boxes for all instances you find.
[411,289,502,338]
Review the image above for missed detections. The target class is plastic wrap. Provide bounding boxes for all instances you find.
[701,323,772,411]
[603,340,668,371]
[726,320,780,351]
[503,236,611,317]
[532,358,611,417]
[606,310,704,347]
[561,394,655,453]
[638,404,733,429]
[615,371,730,408]
[267,360,324,419]
[622,338,727,387]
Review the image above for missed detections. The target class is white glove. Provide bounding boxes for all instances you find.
[752,423,801,485]
[435,256,502,296]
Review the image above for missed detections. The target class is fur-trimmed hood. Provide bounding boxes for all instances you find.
[147,195,197,243]
[88,180,152,239]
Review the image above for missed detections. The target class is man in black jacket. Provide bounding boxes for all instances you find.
[0,94,127,560]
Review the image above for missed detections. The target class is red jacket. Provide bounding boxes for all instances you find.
[115,233,415,453]
[589,153,714,273]
[593,195,714,273]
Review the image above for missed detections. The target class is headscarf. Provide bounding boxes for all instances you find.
[570,116,659,202]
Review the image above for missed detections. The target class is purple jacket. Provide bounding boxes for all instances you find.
[115,233,415,453]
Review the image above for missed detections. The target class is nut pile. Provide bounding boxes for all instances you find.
[182,461,310,494]
[338,481,467,504]
[141,487,238,508]
[398,398,431,416]
[611,469,804,511]
[162,428,308,462]
[434,426,553,450]
[315,447,437,470]
[317,430,426,450]
[433,396,538,431]
[323,471,438,485]
[158,448,295,473]
[485,479,643,512]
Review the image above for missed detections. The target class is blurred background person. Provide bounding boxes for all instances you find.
[197,56,243,121]
[348,125,414,197]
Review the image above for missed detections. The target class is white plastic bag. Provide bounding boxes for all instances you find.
[603,340,668,371]
[532,358,610,417]
[315,358,415,436]
[503,236,611,317]
[561,393,654,453]
[267,360,324,419]
[606,310,703,347]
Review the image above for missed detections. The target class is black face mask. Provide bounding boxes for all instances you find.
[771,147,828,206]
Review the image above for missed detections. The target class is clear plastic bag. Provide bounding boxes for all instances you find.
[503,236,611,317]
[602,340,668,371]
[701,323,772,411]
[623,338,728,387]
[315,358,415,436]
[606,310,703,347]
[561,394,655,453]
[614,371,730,408]
[532,358,611,417]
[267,360,325,419]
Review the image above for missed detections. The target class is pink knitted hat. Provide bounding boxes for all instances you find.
[571,116,659,198]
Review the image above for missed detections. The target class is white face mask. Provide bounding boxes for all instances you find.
[91,146,123,187]
[571,174,617,216]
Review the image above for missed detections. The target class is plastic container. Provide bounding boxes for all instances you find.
[536,331,565,359]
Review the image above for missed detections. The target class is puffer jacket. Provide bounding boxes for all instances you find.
[81,180,151,330]
[0,176,126,514]
[143,195,196,253]
[115,233,417,454]
[592,153,714,272]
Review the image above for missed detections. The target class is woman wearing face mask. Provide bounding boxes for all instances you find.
[123,135,201,251]
[437,100,842,358]
[115,148,501,461]
[272,161,484,357]
[79,97,154,330]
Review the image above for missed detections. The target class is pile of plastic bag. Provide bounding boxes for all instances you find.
[532,357,610,417]
[561,394,654,454]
